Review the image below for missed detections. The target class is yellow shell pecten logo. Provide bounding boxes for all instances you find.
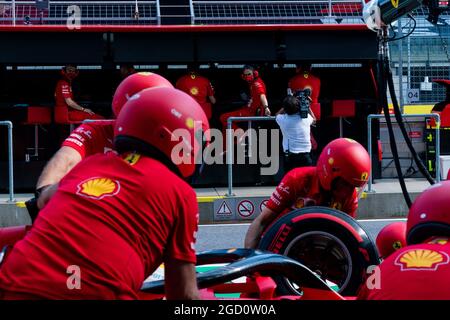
[395,249,450,271]
[77,177,120,200]
[190,87,199,96]
[391,0,399,9]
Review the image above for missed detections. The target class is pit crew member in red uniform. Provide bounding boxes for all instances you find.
[0,87,208,300]
[34,72,174,212]
[288,63,321,105]
[245,138,371,249]
[176,64,216,121]
[220,65,271,134]
[358,181,450,300]
[376,221,407,259]
[288,63,321,151]
[54,64,103,121]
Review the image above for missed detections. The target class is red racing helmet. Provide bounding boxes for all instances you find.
[376,221,407,259]
[407,181,450,244]
[114,87,209,178]
[112,72,173,117]
[316,138,371,191]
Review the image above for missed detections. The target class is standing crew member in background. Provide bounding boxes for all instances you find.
[358,181,450,300]
[176,64,216,121]
[0,87,208,300]
[245,138,370,249]
[54,64,103,121]
[276,95,316,172]
[288,63,321,152]
[33,72,174,214]
[220,65,271,136]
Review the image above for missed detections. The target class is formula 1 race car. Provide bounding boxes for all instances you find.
[142,206,381,300]
[0,206,380,300]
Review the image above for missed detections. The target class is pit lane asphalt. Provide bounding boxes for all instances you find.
[196,218,407,252]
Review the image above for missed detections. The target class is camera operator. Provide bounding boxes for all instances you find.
[276,94,316,173]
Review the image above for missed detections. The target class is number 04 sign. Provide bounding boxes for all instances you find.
[407,89,420,103]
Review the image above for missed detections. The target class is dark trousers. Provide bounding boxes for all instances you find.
[284,152,312,173]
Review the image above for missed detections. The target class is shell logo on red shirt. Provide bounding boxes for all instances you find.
[395,249,450,271]
[190,87,199,96]
[76,177,120,200]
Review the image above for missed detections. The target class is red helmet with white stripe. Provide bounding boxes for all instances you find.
[112,72,173,117]
[316,138,371,191]
[114,87,209,178]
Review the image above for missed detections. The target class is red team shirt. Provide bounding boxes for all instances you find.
[248,78,267,116]
[266,167,358,218]
[0,152,198,299]
[62,121,115,159]
[357,237,450,300]
[176,73,215,119]
[288,71,321,103]
[55,79,74,107]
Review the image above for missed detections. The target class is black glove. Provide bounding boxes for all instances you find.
[25,197,39,222]
[25,185,50,223]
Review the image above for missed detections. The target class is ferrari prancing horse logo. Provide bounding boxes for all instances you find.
[391,0,399,8]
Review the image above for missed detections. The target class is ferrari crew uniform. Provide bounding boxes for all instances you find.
[54,79,103,121]
[176,73,215,120]
[0,152,198,299]
[266,166,358,218]
[62,120,115,159]
[288,71,321,104]
[220,77,267,132]
[357,237,450,300]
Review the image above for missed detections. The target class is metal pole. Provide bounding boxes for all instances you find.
[398,18,404,113]
[435,114,441,182]
[407,35,411,92]
[12,0,16,26]
[189,0,194,24]
[227,118,234,196]
[155,0,161,25]
[0,121,15,202]
[367,116,373,192]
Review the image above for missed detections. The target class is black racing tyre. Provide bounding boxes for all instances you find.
[257,206,380,296]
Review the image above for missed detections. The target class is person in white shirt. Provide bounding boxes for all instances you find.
[276,95,316,173]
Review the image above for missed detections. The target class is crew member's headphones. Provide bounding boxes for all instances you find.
[241,65,259,80]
